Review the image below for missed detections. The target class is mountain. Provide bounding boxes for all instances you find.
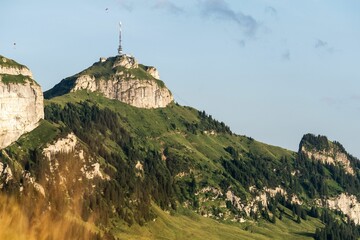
[1,54,360,239]
[0,55,44,149]
[44,54,173,109]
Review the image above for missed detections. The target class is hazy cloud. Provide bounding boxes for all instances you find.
[199,0,259,37]
[351,95,360,101]
[116,0,134,12]
[265,6,277,17]
[315,39,328,48]
[153,0,184,15]
[282,50,290,61]
[321,97,343,107]
[315,39,335,54]
[237,39,246,47]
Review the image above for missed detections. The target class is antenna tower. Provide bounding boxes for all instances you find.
[118,22,123,55]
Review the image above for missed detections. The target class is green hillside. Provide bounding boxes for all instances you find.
[1,90,360,239]
[43,91,323,239]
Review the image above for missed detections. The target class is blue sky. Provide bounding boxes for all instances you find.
[1,0,360,157]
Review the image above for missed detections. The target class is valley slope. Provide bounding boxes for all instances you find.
[1,55,360,240]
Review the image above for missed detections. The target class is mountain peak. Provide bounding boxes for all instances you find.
[44,55,173,108]
[113,54,138,69]
[0,55,33,80]
[0,55,44,149]
[299,133,355,175]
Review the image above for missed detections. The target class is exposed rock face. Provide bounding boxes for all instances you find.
[43,132,106,181]
[0,56,44,149]
[72,75,173,109]
[300,134,355,175]
[113,54,139,69]
[0,56,33,77]
[146,66,160,79]
[45,54,173,109]
[0,161,13,189]
[43,132,78,160]
[301,146,354,175]
[0,65,33,77]
[195,185,302,222]
[321,194,360,224]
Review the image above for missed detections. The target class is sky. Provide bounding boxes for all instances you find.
[1,0,360,157]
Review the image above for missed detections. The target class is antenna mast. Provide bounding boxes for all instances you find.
[118,22,123,55]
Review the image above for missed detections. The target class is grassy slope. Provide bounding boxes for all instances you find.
[6,120,59,155]
[46,91,295,189]
[1,120,60,175]
[0,55,27,68]
[42,91,325,239]
[112,205,322,240]
[45,91,294,159]
[0,74,30,84]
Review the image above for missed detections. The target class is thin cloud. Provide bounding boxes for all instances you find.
[237,39,246,47]
[351,95,360,101]
[282,50,290,61]
[321,97,343,107]
[153,0,184,15]
[315,39,328,48]
[315,39,335,54]
[199,0,259,37]
[116,0,134,12]
[265,6,277,17]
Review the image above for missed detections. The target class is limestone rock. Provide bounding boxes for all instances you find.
[0,65,33,78]
[45,54,173,109]
[71,75,172,108]
[0,55,44,149]
[0,57,33,77]
[324,194,360,224]
[299,134,355,175]
[113,54,138,69]
[146,66,160,79]
[302,146,354,175]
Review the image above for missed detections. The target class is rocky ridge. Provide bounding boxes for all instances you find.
[302,146,354,175]
[45,54,173,109]
[0,55,44,149]
[300,134,355,175]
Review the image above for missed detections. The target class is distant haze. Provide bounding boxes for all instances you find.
[1,0,359,157]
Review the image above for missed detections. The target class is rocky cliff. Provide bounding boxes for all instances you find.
[44,54,173,109]
[300,133,355,175]
[0,55,44,149]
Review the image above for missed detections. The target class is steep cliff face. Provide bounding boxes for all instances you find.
[300,133,355,175]
[44,54,173,109]
[0,55,44,149]
[0,55,33,77]
[326,194,360,224]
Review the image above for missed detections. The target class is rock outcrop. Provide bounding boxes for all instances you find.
[317,194,360,224]
[0,65,32,77]
[43,132,106,181]
[0,55,44,149]
[300,134,355,175]
[44,54,173,109]
[302,146,354,175]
